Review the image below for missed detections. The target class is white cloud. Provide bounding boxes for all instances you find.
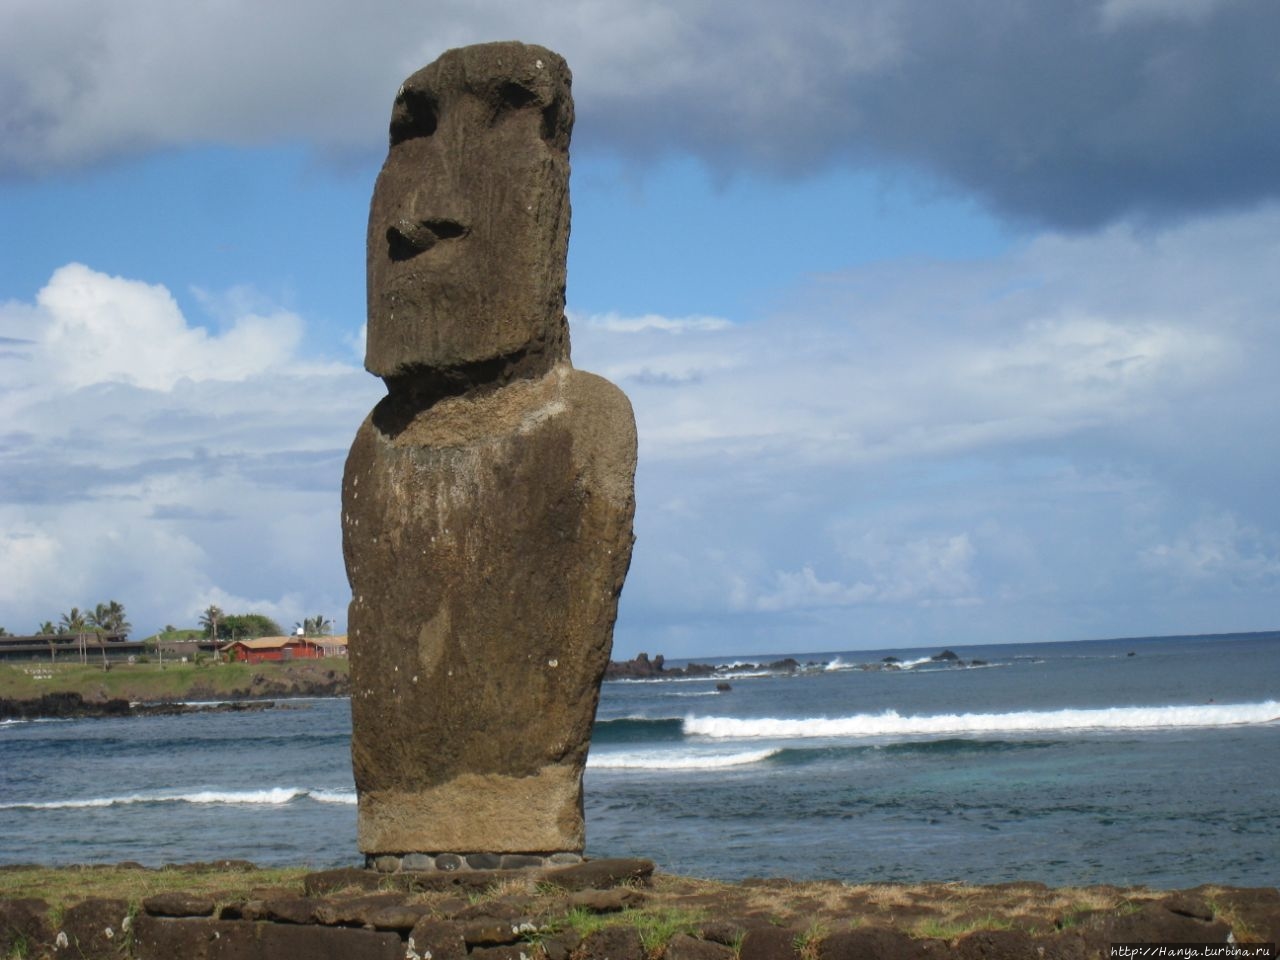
[592,206,1280,654]
[752,533,978,612]
[576,311,733,334]
[33,264,301,390]
[0,262,381,637]
[1142,513,1280,586]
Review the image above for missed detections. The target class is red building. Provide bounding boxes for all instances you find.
[221,635,347,664]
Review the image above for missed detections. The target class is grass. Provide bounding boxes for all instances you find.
[792,920,828,960]
[631,907,705,956]
[0,864,309,913]
[0,659,348,703]
[537,904,707,958]
[911,914,1014,940]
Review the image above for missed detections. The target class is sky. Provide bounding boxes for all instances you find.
[2,0,1279,659]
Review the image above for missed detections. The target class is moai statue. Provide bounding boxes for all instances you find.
[343,41,637,865]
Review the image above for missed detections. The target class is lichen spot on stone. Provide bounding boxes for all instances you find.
[548,659,559,668]
[535,59,544,69]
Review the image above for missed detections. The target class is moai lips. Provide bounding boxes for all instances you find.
[344,42,636,859]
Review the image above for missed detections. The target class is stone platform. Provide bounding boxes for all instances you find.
[3,859,1277,960]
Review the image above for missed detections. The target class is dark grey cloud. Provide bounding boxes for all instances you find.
[2,1,1278,227]
[576,0,1280,228]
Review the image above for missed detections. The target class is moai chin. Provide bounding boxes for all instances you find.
[343,41,637,860]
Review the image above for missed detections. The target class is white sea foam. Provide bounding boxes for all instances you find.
[588,748,780,770]
[0,787,357,810]
[683,700,1280,739]
[309,789,358,804]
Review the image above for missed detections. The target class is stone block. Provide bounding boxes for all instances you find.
[54,897,130,958]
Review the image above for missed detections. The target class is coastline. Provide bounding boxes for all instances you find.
[1,860,1276,960]
[0,659,350,719]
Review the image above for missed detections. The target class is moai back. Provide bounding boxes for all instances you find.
[343,41,637,864]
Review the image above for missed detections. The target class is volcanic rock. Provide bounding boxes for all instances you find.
[344,41,636,858]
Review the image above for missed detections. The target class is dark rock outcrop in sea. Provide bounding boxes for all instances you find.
[343,42,637,859]
[0,691,283,721]
[604,654,809,680]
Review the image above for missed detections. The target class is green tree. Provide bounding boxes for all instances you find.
[295,615,332,637]
[0,626,7,637]
[89,600,131,639]
[36,621,57,635]
[59,607,88,664]
[221,613,282,640]
[199,605,224,640]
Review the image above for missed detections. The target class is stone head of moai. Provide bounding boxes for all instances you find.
[365,42,573,399]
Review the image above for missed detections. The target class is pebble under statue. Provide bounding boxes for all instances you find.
[342,41,637,869]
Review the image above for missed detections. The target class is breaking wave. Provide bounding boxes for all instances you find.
[0,787,357,810]
[588,748,781,770]
[683,701,1280,739]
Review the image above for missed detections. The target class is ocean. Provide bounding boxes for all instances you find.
[1,633,1276,888]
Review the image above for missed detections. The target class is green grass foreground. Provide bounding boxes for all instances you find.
[0,658,349,704]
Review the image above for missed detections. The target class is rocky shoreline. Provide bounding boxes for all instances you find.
[0,691,288,721]
[0,668,351,720]
[603,649,985,681]
[1,859,1276,960]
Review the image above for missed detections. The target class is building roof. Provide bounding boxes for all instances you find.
[220,636,303,651]
[220,634,348,651]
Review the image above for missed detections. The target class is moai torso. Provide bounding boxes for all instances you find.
[343,42,636,861]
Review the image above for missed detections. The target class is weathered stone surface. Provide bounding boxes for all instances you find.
[132,915,230,960]
[311,892,410,926]
[135,917,403,960]
[408,919,468,960]
[662,932,736,960]
[952,928,1039,960]
[567,886,646,913]
[350,39,635,858]
[364,41,572,385]
[304,867,383,896]
[738,927,799,960]
[573,925,646,960]
[55,897,130,958]
[143,892,216,917]
[225,923,404,960]
[346,366,636,854]
[818,927,942,960]
[0,898,50,957]
[260,896,320,924]
[1101,897,1231,943]
[538,858,656,891]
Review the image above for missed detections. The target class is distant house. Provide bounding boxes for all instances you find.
[221,635,348,664]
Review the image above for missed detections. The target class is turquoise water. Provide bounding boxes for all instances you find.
[1,634,1277,886]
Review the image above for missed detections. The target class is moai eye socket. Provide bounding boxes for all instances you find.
[389,89,439,146]
[497,81,539,112]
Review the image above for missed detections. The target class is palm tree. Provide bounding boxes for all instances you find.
[37,621,57,636]
[199,605,224,641]
[59,607,88,664]
[100,600,130,638]
[295,615,333,637]
[87,603,115,669]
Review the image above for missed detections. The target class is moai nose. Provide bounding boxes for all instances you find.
[386,218,469,261]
